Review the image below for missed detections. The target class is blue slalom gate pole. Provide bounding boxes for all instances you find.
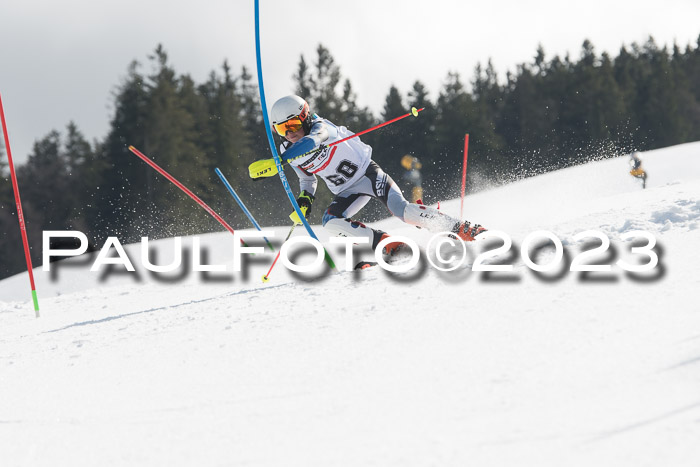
[215,167,275,251]
[253,0,335,269]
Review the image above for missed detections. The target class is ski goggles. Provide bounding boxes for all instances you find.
[273,116,304,137]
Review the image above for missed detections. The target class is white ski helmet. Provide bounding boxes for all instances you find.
[271,95,311,136]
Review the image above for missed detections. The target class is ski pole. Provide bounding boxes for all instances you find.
[283,107,424,165]
[0,92,40,316]
[215,168,275,251]
[262,224,296,283]
[128,146,248,247]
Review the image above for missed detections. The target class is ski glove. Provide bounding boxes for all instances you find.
[249,158,279,179]
[289,190,315,225]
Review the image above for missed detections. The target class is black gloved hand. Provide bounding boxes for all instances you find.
[297,190,315,216]
[289,190,315,224]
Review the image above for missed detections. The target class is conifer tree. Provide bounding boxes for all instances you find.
[433,72,480,198]
[559,42,626,159]
[97,58,150,239]
[11,131,73,274]
[307,44,343,121]
[613,45,639,130]
[469,59,507,180]
[373,85,407,178]
[680,36,700,141]
[62,122,97,233]
[293,55,312,101]
[340,79,374,133]
[0,142,7,176]
[239,65,267,155]
[404,81,436,167]
[141,45,212,236]
[0,140,11,220]
[0,141,23,279]
[690,35,700,103]
[200,62,252,173]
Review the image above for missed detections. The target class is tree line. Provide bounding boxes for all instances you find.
[2,36,699,280]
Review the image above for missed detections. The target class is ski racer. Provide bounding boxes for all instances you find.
[630,151,647,188]
[248,95,486,254]
[629,151,647,189]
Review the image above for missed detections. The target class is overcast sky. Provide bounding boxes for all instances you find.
[1,0,699,165]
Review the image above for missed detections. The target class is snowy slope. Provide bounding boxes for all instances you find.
[1,142,699,467]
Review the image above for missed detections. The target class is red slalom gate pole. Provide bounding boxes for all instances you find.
[127,146,247,247]
[261,224,296,283]
[0,93,40,316]
[332,106,425,147]
[286,107,425,165]
[460,134,469,220]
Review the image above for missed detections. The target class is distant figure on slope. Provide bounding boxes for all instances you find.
[248,95,486,255]
[400,154,424,203]
[629,151,647,189]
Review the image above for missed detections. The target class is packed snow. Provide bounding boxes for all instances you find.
[1,142,699,466]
